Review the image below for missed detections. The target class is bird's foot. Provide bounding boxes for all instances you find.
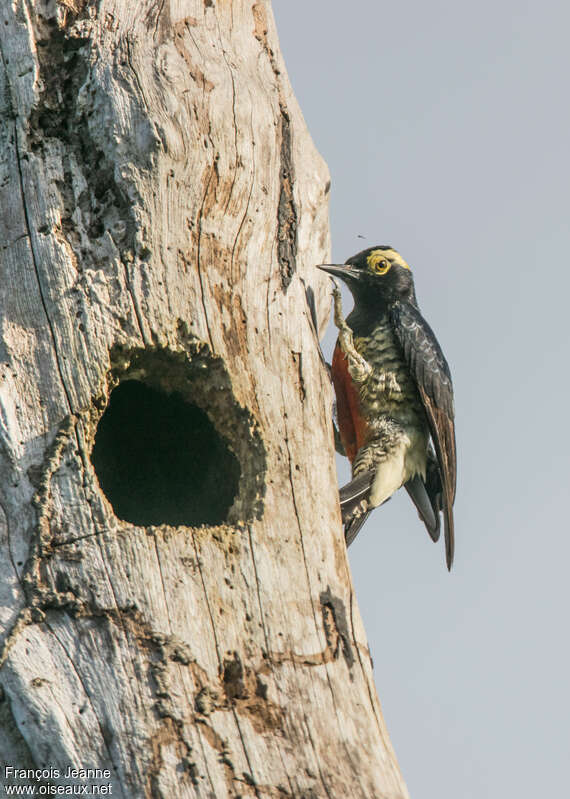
[332,280,372,383]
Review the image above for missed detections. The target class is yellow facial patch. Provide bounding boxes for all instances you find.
[366,248,411,275]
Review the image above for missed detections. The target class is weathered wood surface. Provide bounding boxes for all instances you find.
[0,1,410,797]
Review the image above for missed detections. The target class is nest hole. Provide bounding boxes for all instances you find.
[91,380,241,527]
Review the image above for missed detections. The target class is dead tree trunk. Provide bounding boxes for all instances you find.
[0,2,409,797]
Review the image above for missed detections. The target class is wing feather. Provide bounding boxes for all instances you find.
[390,301,457,569]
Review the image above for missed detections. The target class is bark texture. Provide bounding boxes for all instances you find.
[0,1,410,797]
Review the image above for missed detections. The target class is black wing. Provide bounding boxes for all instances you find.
[390,301,456,569]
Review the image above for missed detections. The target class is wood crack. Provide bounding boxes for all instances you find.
[348,588,384,739]
[196,161,216,351]
[13,123,75,416]
[120,256,148,345]
[230,103,255,286]
[276,105,298,291]
[0,499,21,590]
[43,618,121,779]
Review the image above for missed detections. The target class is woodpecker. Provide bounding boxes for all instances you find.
[318,246,456,569]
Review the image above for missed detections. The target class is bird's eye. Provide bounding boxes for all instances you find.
[366,250,393,274]
[373,258,390,274]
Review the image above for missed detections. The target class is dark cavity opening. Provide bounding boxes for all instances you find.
[91,380,240,527]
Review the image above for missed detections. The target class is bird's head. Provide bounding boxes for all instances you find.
[318,246,417,306]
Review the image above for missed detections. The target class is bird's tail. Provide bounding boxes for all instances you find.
[339,472,373,546]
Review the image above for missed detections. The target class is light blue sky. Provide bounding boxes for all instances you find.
[274,2,570,797]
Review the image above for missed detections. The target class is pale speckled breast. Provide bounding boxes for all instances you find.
[350,318,429,483]
[354,320,426,433]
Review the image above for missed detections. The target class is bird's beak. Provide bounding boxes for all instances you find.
[317,264,359,281]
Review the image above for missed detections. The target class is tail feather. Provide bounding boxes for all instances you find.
[444,507,454,571]
[405,475,439,542]
[339,472,373,510]
[345,509,372,546]
[424,447,455,569]
[339,472,374,546]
